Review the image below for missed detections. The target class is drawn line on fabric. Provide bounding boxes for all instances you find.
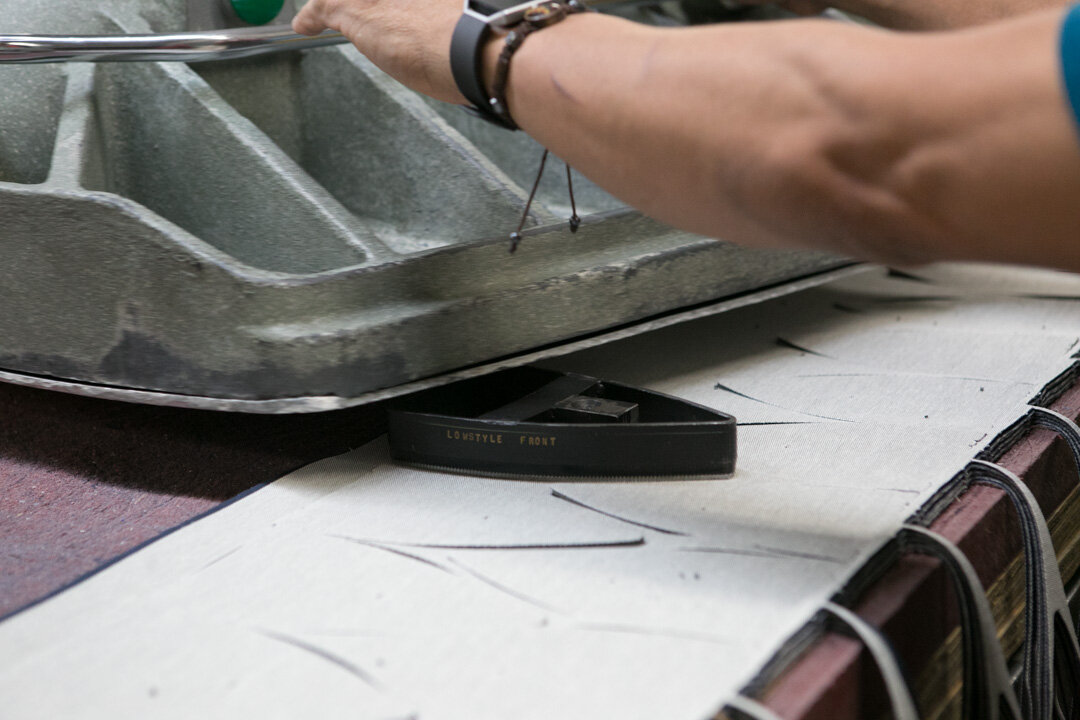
[334,535,646,551]
[793,373,1033,386]
[574,621,734,645]
[865,296,955,305]
[775,337,835,359]
[775,478,926,494]
[447,557,565,613]
[679,545,845,564]
[1020,294,1080,302]
[712,383,854,423]
[256,629,384,690]
[334,536,453,573]
[551,489,689,536]
[198,545,243,571]
[291,628,391,639]
[737,422,819,427]
[886,268,934,283]
[787,481,924,495]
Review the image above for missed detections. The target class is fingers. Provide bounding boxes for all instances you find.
[293,0,330,35]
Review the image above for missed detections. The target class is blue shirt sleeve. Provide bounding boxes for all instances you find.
[1063,4,1080,134]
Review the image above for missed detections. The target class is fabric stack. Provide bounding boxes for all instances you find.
[2,264,1079,719]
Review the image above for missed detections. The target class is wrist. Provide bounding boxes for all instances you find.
[451,0,589,128]
[480,11,597,127]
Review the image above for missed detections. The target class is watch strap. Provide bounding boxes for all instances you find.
[450,12,513,128]
[489,1,583,129]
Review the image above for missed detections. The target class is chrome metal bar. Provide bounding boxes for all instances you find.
[0,26,347,64]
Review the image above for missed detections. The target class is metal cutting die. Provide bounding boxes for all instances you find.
[0,0,850,411]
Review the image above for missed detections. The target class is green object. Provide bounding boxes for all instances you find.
[230,0,285,25]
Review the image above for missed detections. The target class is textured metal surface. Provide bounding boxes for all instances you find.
[0,27,345,64]
[0,265,866,412]
[0,0,849,410]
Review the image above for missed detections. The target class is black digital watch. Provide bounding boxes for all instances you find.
[450,0,565,128]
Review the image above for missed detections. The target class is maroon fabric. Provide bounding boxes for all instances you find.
[0,382,385,619]
[765,382,1080,720]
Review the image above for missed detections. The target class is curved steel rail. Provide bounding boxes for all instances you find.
[0,25,347,64]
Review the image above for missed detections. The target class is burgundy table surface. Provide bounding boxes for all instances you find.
[0,382,386,620]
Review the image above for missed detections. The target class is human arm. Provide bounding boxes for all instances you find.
[749,0,1073,30]
[295,2,1080,270]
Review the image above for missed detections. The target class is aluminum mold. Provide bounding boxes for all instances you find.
[0,0,850,411]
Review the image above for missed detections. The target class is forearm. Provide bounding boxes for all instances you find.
[829,0,1072,30]
[500,10,1080,268]
[498,16,864,255]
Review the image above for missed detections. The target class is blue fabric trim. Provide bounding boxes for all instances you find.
[1063,4,1080,136]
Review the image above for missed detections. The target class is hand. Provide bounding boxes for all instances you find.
[293,0,467,104]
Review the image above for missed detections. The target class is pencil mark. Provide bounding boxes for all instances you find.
[793,373,1024,385]
[199,545,242,571]
[257,629,383,690]
[887,268,933,283]
[298,629,389,638]
[1019,294,1080,302]
[448,557,563,613]
[776,337,833,359]
[551,489,688,536]
[712,383,853,423]
[752,544,846,562]
[869,296,954,305]
[797,482,921,495]
[680,545,844,564]
[416,539,646,550]
[736,421,818,427]
[575,621,733,645]
[336,536,645,551]
[333,536,452,573]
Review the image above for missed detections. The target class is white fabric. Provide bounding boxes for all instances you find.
[1,263,1078,720]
